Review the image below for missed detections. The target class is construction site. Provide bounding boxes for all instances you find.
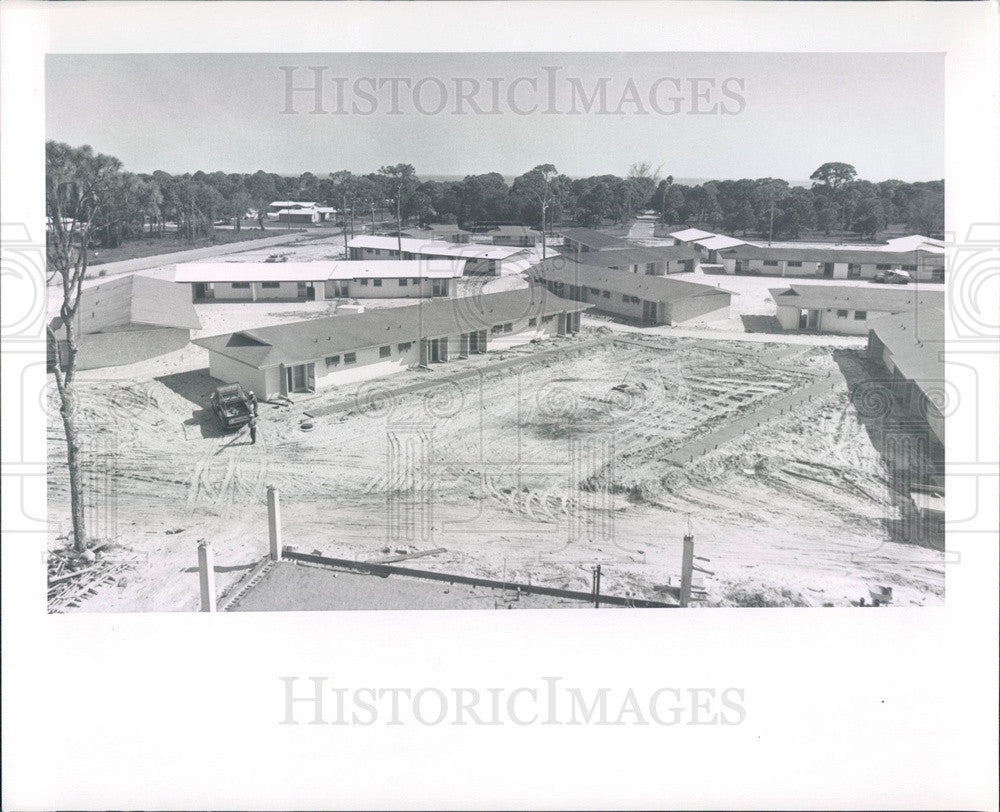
[47,315,945,612]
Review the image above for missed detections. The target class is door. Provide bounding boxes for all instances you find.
[306,284,316,301]
[807,310,819,329]
[292,364,308,391]
[642,301,658,323]
[194,282,207,301]
[798,311,808,329]
[822,263,834,278]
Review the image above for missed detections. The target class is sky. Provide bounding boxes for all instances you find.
[46,52,944,182]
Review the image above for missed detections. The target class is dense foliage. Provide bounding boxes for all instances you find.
[47,144,944,248]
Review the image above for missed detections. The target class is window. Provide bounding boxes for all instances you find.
[787,261,802,268]
[590,287,600,295]
[231,282,250,289]
[876,263,891,270]
[763,260,779,267]
[411,278,420,285]
[261,281,280,289]
[542,314,555,324]
[359,279,369,286]
[836,309,849,318]
[490,324,504,335]
[528,317,537,327]
[631,296,641,304]
[325,355,340,367]
[854,311,867,320]
[432,280,449,297]
[344,352,356,364]
[374,249,382,256]
[646,263,657,273]
[503,322,513,333]
[373,279,382,287]
[379,345,391,358]
[622,294,630,303]
[398,278,408,286]
[398,342,412,353]
[901,264,916,271]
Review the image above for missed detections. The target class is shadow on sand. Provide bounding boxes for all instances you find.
[740,314,783,333]
[833,348,945,549]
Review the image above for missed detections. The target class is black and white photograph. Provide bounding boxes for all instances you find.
[2,2,998,809]
[42,51,949,612]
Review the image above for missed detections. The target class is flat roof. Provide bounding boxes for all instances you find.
[489,225,541,237]
[669,228,717,242]
[174,260,459,283]
[555,227,630,250]
[695,234,750,251]
[194,286,590,369]
[530,258,736,303]
[573,245,699,268]
[720,240,945,264]
[769,284,945,313]
[348,235,529,260]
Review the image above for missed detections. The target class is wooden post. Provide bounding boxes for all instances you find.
[267,485,282,561]
[680,534,694,608]
[197,539,216,613]
[592,564,602,608]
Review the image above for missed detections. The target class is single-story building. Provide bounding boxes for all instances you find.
[530,258,734,326]
[573,245,700,276]
[193,287,589,397]
[668,227,718,246]
[347,235,534,276]
[277,207,320,224]
[488,225,542,247]
[48,274,201,370]
[867,307,945,447]
[718,236,945,282]
[267,201,316,217]
[174,261,461,302]
[770,285,944,335]
[390,224,471,243]
[555,227,630,253]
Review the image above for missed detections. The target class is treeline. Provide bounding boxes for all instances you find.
[46,142,944,249]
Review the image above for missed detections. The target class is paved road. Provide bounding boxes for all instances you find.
[85,230,329,278]
[628,220,656,239]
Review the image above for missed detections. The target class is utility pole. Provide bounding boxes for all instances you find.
[592,563,602,608]
[768,203,775,247]
[197,539,217,612]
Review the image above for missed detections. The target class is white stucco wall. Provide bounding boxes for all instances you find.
[208,352,269,395]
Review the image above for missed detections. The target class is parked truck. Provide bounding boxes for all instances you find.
[209,383,254,431]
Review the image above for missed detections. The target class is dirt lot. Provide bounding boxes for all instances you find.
[48,330,944,612]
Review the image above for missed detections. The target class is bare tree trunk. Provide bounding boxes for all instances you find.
[396,194,402,259]
[59,389,88,551]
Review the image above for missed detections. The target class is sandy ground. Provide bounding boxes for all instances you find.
[46,233,944,612]
[48,332,944,612]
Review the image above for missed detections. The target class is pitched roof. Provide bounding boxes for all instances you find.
[174,260,460,283]
[193,287,590,369]
[868,307,945,400]
[348,235,528,260]
[769,284,944,313]
[555,227,630,250]
[670,228,717,242]
[54,274,201,334]
[573,245,699,268]
[530,258,736,303]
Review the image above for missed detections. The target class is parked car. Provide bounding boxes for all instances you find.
[209,383,255,431]
[873,269,912,284]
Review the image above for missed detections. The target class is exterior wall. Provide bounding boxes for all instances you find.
[721,255,945,281]
[782,306,895,334]
[214,282,254,300]
[208,352,270,395]
[210,310,579,396]
[345,278,448,298]
[252,281,303,300]
[492,235,537,247]
[192,281,322,302]
[664,293,731,325]
[63,327,190,370]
